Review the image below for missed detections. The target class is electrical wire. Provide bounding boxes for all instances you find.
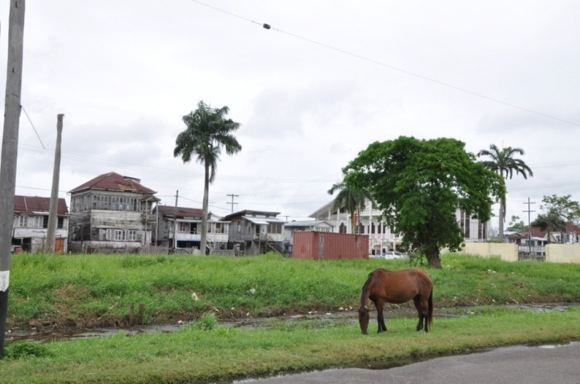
[21,105,47,149]
[189,0,580,127]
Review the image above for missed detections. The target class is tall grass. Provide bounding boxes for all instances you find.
[8,252,580,329]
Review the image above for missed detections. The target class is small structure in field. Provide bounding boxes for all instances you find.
[292,231,368,260]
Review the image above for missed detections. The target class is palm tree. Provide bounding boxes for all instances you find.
[174,101,242,254]
[477,144,533,241]
[328,181,368,234]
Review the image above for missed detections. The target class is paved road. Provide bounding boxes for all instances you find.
[238,343,580,384]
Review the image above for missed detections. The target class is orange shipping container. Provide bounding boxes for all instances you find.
[292,231,369,260]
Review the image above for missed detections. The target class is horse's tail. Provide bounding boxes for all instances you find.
[426,287,433,331]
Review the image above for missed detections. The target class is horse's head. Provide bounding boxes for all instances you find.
[358,305,370,335]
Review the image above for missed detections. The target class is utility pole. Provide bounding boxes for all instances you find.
[226,193,239,213]
[171,190,179,253]
[45,114,64,253]
[0,0,26,359]
[523,198,536,258]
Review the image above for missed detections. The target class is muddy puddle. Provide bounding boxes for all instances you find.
[5,302,573,342]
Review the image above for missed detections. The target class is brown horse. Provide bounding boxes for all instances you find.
[359,268,433,334]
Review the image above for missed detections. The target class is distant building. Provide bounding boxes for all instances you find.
[223,210,285,255]
[12,195,69,253]
[68,172,158,253]
[311,200,489,254]
[456,209,489,242]
[310,199,403,255]
[153,205,230,253]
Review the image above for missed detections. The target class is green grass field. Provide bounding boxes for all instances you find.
[7,252,580,330]
[2,307,579,384]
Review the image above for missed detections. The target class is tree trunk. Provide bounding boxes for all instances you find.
[200,162,209,255]
[425,246,441,268]
[498,197,506,241]
[351,210,358,234]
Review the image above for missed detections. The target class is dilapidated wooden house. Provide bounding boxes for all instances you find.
[223,210,285,254]
[154,205,230,253]
[12,195,69,253]
[68,172,158,253]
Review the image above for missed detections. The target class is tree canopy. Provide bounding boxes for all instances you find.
[532,194,580,243]
[343,136,504,267]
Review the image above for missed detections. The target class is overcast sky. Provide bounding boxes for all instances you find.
[1,0,579,228]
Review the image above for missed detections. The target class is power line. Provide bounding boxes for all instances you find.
[21,105,46,149]
[189,0,580,127]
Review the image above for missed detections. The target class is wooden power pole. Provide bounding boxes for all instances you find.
[0,0,26,359]
[46,114,64,253]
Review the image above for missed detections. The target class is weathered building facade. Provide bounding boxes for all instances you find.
[223,210,285,255]
[68,172,158,253]
[12,195,69,253]
[154,205,230,253]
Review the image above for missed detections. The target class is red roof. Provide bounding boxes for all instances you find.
[69,172,156,194]
[158,205,203,219]
[14,195,68,215]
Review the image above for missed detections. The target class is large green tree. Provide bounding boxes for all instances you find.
[532,209,566,243]
[344,136,504,268]
[174,101,242,254]
[533,194,580,243]
[541,194,580,223]
[477,145,533,241]
[327,181,368,234]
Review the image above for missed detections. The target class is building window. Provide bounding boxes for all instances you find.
[17,215,27,227]
[190,223,198,234]
[127,230,137,241]
[268,223,282,234]
[114,229,125,241]
[339,223,347,234]
[371,222,375,234]
[179,222,189,233]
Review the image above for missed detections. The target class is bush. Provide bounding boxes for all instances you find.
[5,341,52,359]
[194,313,217,331]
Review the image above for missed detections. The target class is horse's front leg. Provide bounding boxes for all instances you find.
[376,299,387,333]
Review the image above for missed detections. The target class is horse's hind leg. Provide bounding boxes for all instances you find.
[375,299,387,333]
[413,296,426,331]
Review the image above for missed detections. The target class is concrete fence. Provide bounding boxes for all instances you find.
[545,244,580,264]
[458,242,519,262]
[454,242,580,264]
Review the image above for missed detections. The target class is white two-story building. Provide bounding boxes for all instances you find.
[12,195,69,253]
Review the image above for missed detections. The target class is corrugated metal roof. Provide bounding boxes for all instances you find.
[14,195,68,215]
[69,172,156,195]
[243,216,269,225]
[158,205,203,219]
[223,209,280,221]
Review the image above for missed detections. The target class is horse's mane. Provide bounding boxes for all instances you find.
[359,272,373,310]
